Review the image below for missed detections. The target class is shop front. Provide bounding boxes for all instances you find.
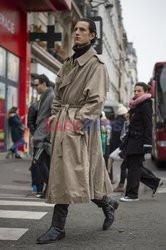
[0,0,71,152]
[0,0,30,151]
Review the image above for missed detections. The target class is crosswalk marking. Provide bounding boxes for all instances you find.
[0,228,28,241]
[0,184,30,191]
[0,200,54,207]
[0,210,47,219]
[0,193,40,199]
[158,187,166,194]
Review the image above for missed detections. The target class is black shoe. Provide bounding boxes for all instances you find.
[36,226,65,244]
[15,154,22,159]
[102,196,119,231]
[152,179,163,197]
[6,149,14,159]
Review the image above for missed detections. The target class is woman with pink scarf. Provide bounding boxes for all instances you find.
[120,82,162,202]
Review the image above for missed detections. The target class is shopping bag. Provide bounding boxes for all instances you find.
[109,147,122,161]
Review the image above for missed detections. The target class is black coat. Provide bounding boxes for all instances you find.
[27,102,39,135]
[109,115,126,154]
[122,99,152,156]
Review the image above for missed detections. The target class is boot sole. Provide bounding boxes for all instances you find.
[36,233,65,244]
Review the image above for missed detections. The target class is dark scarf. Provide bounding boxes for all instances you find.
[72,43,91,59]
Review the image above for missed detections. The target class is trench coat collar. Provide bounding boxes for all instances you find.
[76,47,97,66]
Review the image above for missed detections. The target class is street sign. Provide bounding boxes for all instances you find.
[91,16,103,54]
[29,25,62,49]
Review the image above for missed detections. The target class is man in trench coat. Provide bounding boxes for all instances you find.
[37,18,119,244]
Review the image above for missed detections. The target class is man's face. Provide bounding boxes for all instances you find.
[33,79,44,94]
[74,21,95,46]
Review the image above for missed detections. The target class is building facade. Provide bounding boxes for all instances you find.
[90,0,138,111]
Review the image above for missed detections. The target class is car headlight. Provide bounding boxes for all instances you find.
[157,141,166,147]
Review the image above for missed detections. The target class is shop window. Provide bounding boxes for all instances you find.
[7,52,20,82]
[7,85,18,110]
[0,47,6,77]
[0,47,19,151]
[0,82,5,151]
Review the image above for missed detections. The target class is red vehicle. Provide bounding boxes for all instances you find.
[149,62,166,164]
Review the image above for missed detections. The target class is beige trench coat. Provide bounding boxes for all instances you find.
[47,47,113,204]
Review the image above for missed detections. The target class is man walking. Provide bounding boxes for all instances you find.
[37,18,118,244]
[32,74,54,197]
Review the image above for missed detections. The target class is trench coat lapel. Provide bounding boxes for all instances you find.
[76,47,97,66]
[58,47,97,91]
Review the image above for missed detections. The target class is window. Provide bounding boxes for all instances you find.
[7,52,20,82]
[0,47,6,77]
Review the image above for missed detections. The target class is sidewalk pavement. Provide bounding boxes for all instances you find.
[0,153,32,199]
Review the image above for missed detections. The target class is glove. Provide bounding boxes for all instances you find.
[143,144,152,154]
[119,150,125,159]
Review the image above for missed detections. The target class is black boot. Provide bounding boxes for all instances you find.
[36,204,69,244]
[36,226,65,244]
[101,196,119,230]
[92,196,119,230]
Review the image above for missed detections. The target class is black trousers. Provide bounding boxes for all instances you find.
[125,154,160,198]
[33,148,50,192]
[51,199,107,229]
[119,158,127,184]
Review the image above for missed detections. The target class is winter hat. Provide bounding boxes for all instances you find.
[116,105,128,116]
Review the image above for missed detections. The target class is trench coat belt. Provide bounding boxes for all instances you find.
[56,103,82,157]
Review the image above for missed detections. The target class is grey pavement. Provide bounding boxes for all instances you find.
[0,153,166,249]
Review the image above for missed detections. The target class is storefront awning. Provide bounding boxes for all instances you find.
[15,0,71,12]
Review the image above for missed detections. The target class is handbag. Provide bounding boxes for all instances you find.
[109,147,122,161]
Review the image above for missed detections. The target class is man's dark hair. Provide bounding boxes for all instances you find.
[135,82,149,92]
[78,18,97,44]
[36,74,50,87]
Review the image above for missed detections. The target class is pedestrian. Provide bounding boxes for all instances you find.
[109,104,128,184]
[100,111,112,170]
[120,82,163,202]
[7,106,26,159]
[113,106,129,192]
[27,101,43,194]
[36,18,119,244]
[32,74,54,198]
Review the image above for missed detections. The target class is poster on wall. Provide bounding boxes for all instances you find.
[7,52,20,82]
[0,47,6,77]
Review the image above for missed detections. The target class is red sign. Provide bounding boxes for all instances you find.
[0,0,27,56]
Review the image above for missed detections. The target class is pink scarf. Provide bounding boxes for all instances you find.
[129,93,151,109]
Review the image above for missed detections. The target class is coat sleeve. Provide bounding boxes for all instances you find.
[51,69,63,116]
[142,101,152,145]
[75,62,109,124]
[13,115,22,126]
